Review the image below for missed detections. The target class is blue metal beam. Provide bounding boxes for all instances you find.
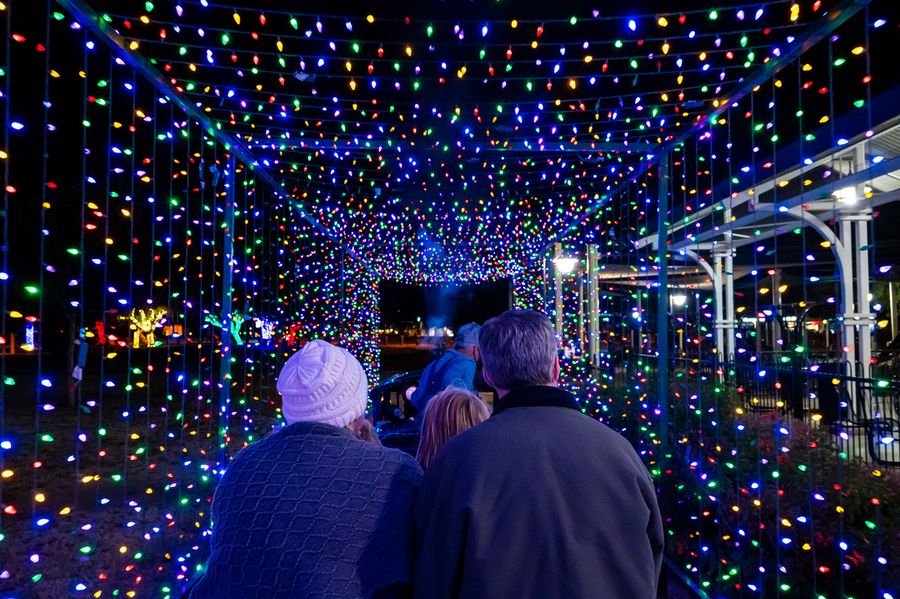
[54,0,376,277]
[531,0,870,263]
[656,154,670,463]
[219,155,236,467]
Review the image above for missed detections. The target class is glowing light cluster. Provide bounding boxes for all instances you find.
[78,0,855,282]
[0,1,897,598]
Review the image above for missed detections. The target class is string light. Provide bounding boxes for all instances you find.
[0,1,896,597]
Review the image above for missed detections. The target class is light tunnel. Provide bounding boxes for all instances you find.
[0,0,899,597]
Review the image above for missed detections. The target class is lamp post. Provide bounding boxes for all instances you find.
[670,293,688,357]
[552,247,584,357]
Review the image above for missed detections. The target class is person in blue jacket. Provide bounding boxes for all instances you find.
[407,323,480,417]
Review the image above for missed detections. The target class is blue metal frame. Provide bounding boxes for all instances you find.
[656,154,670,461]
[54,0,376,276]
[533,0,871,261]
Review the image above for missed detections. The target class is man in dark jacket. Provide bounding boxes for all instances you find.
[189,340,422,599]
[414,310,664,599]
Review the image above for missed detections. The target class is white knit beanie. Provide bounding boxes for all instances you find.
[276,339,369,428]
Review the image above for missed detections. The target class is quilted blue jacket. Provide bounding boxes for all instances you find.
[188,422,423,599]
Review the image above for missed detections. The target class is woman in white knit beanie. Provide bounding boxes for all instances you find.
[276,339,375,439]
[189,339,422,599]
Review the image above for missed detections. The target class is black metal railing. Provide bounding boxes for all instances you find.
[630,352,900,466]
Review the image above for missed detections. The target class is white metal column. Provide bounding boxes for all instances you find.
[723,247,736,364]
[713,256,725,365]
[890,282,898,340]
[772,270,783,358]
[577,270,585,356]
[838,216,857,378]
[853,144,874,382]
[553,242,564,340]
[683,247,725,367]
[587,244,600,363]
[854,213,874,381]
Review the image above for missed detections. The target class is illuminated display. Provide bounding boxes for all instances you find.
[0,1,896,597]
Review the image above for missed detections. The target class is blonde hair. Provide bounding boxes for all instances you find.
[417,387,490,469]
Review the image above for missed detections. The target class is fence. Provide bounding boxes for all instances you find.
[567,352,899,597]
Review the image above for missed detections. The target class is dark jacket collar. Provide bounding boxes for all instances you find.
[491,385,581,417]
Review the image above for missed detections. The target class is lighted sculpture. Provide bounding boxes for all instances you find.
[205,312,247,346]
[0,2,895,598]
[253,317,276,345]
[128,308,167,348]
[22,319,38,352]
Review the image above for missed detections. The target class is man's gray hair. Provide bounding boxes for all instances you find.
[478,309,557,390]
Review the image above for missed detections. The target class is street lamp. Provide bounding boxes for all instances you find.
[671,293,688,308]
[833,186,857,205]
[554,256,578,275]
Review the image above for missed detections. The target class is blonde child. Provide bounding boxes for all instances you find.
[416,386,490,469]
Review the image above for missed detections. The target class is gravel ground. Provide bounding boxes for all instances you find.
[0,387,277,598]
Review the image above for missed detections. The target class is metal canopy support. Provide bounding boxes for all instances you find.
[553,243,564,340]
[577,270,585,355]
[636,116,900,253]
[891,282,898,341]
[662,155,900,252]
[676,240,737,371]
[670,239,743,380]
[837,215,859,389]
[713,257,726,370]
[853,144,874,384]
[681,249,715,282]
[656,154,670,450]
[856,213,874,378]
[716,205,738,366]
[218,155,236,466]
[682,248,725,370]
[587,244,601,364]
[725,251,737,364]
[541,255,550,315]
[835,144,876,393]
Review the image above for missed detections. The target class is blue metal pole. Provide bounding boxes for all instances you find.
[656,154,670,452]
[219,155,236,466]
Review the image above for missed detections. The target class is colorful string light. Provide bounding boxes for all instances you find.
[0,1,897,597]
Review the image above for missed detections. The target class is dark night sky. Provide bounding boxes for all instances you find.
[380,279,511,329]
